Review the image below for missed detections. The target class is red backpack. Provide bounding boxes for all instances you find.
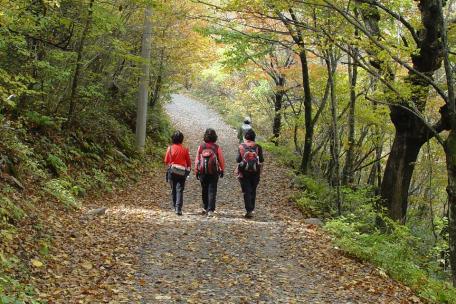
[239,143,260,173]
[198,143,219,175]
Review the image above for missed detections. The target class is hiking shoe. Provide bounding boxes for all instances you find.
[176,210,183,216]
[201,209,208,215]
[207,211,214,217]
[244,211,253,219]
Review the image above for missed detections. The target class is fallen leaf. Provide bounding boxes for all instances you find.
[31,259,44,267]
[81,261,93,270]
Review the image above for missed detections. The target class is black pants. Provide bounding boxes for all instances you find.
[200,174,219,212]
[240,173,260,212]
[170,174,186,212]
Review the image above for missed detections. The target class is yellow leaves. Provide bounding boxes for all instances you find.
[377,268,388,278]
[155,294,172,300]
[409,295,421,303]
[189,280,200,289]
[31,259,44,268]
[221,255,231,263]
[42,0,60,8]
[81,261,93,270]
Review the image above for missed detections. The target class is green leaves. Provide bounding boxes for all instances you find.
[44,179,80,208]
[46,154,68,176]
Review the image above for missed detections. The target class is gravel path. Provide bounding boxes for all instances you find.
[138,94,420,303]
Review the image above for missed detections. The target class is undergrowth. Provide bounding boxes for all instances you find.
[264,143,456,304]
[0,104,171,302]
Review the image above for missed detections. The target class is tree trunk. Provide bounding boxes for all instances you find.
[150,48,165,108]
[342,55,358,185]
[327,53,341,215]
[272,87,283,146]
[150,73,162,108]
[357,0,444,221]
[293,122,300,154]
[277,10,313,173]
[446,131,456,286]
[299,49,313,174]
[67,0,95,125]
[367,138,383,195]
[438,0,456,286]
[380,108,427,222]
[135,6,153,150]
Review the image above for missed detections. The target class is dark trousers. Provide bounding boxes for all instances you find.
[240,173,260,212]
[170,174,186,211]
[200,174,219,212]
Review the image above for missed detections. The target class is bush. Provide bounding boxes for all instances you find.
[46,154,67,176]
[0,196,25,227]
[25,111,61,131]
[0,253,39,304]
[260,141,301,169]
[292,175,336,217]
[0,91,172,302]
[325,212,456,303]
[44,179,79,208]
[280,170,456,302]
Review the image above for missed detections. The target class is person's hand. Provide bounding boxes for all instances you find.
[219,171,224,178]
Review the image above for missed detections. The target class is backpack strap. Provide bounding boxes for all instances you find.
[241,143,257,153]
[239,144,246,156]
[168,146,173,165]
[203,143,218,154]
[212,143,219,154]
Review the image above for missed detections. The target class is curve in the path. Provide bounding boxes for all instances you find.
[138,94,418,304]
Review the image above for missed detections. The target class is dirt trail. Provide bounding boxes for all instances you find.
[35,94,419,303]
[137,94,418,303]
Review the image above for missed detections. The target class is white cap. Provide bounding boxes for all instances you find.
[244,116,251,124]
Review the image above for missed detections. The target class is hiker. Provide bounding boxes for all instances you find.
[237,116,252,143]
[195,128,225,217]
[236,129,264,218]
[164,131,191,216]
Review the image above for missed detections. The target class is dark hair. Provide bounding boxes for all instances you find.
[244,129,256,141]
[203,128,218,143]
[171,130,184,144]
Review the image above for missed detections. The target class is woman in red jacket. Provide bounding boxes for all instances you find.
[194,128,225,217]
[164,131,191,215]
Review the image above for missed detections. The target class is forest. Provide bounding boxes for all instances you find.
[192,0,456,302]
[1,0,456,303]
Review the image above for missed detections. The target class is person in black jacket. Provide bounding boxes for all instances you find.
[236,129,264,218]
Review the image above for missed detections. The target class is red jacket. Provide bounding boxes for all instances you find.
[194,142,225,174]
[164,144,191,169]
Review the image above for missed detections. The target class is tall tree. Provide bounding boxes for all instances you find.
[326,48,342,214]
[277,10,315,174]
[347,0,446,222]
[342,48,359,185]
[68,0,95,125]
[436,0,456,286]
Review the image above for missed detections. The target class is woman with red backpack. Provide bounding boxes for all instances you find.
[237,129,264,218]
[164,131,192,216]
[195,128,225,217]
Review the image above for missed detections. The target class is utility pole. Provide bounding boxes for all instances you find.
[135,5,153,151]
